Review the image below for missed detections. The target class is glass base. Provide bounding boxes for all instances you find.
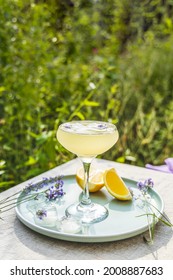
[65,202,109,224]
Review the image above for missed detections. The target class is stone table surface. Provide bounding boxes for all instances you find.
[0,158,173,260]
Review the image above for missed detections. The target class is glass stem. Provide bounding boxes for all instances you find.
[80,158,93,206]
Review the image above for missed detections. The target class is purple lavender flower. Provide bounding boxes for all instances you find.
[55,177,64,189]
[137,178,154,194]
[45,185,65,201]
[23,183,36,194]
[23,175,65,202]
[144,178,154,188]
[64,124,71,129]
[23,180,47,194]
[23,175,64,195]
[137,181,145,191]
[98,124,107,129]
[36,209,47,220]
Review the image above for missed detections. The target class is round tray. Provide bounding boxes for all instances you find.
[15,175,164,243]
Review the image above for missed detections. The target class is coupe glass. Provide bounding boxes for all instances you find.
[56,120,119,224]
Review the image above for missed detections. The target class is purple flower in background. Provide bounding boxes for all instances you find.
[36,209,47,220]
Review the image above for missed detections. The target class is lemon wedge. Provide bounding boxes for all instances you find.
[104,168,132,200]
[76,167,104,192]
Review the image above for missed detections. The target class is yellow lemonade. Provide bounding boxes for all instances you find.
[56,120,119,224]
[57,121,118,157]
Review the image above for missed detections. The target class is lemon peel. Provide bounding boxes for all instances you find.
[76,167,104,192]
[104,168,132,200]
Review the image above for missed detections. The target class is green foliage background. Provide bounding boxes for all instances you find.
[1,0,173,191]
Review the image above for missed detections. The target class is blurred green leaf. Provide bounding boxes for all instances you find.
[83,100,99,107]
[70,111,85,120]
[1,0,173,192]
[24,156,37,166]
[0,160,6,168]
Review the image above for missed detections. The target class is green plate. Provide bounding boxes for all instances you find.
[15,175,164,243]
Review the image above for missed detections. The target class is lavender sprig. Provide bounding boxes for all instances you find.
[45,181,65,201]
[136,178,172,244]
[137,178,154,194]
[0,175,65,219]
